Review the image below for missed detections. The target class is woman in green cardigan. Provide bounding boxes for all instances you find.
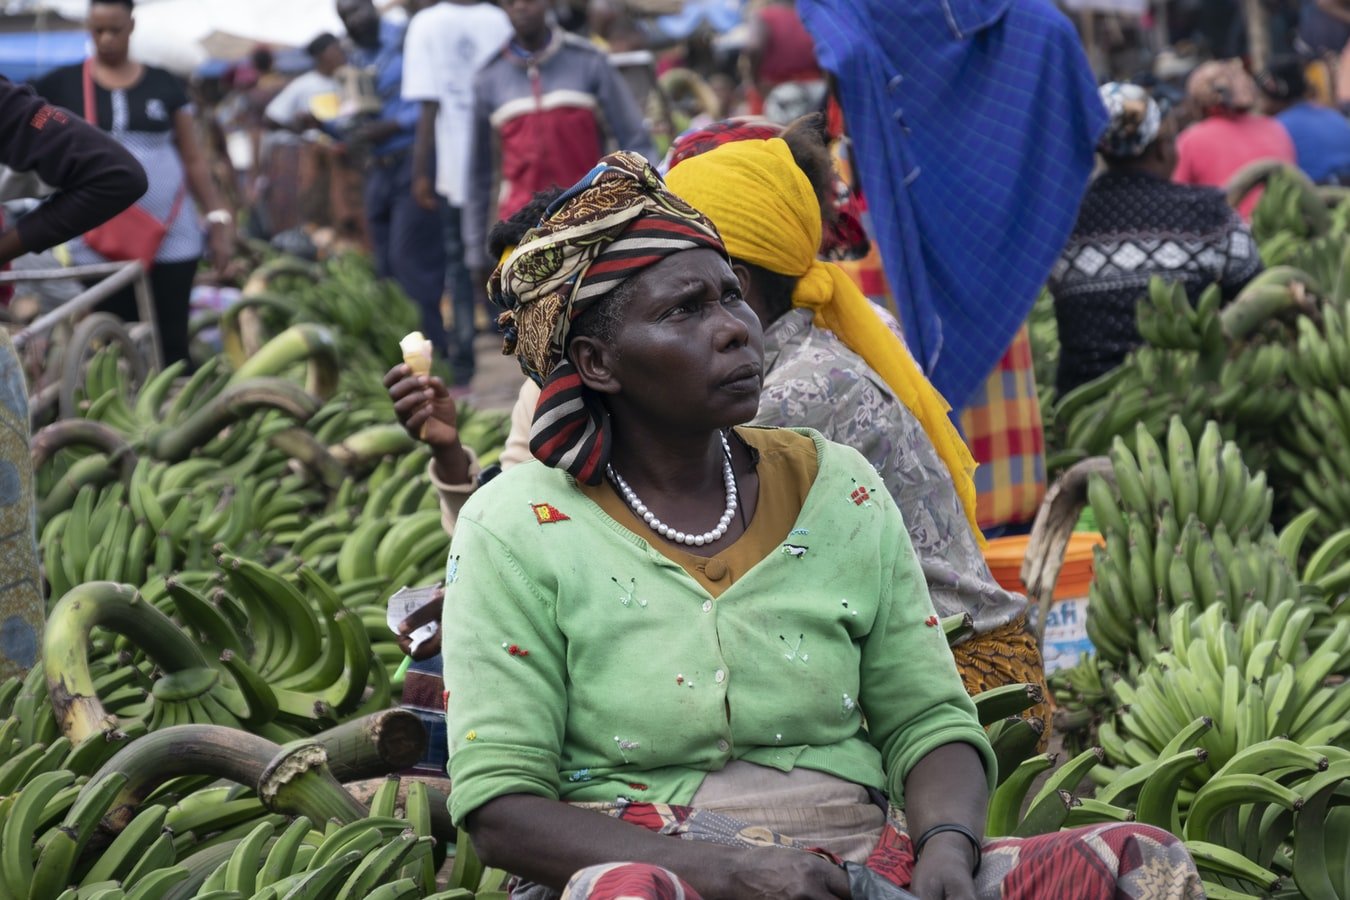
[441,151,1202,900]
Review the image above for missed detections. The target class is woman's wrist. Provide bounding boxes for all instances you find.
[914,825,981,874]
[431,442,473,486]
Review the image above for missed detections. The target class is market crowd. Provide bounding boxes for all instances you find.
[5,0,1350,895]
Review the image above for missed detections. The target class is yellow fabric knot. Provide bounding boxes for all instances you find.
[666,138,982,543]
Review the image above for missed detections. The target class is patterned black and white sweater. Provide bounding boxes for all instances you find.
[1047,171,1261,396]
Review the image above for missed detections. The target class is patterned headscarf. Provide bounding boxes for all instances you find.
[661,117,784,172]
[1097,82,1162,159]
[1186,60,1258,114]
[492,151,726,484]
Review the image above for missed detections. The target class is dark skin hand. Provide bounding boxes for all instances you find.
[469,793,850,898]
[469,742,987,898]
[396,585,443,659]
[413,101,440,210]
[902,743,987,899]
[347,119,402,149]
[383,363,472,485]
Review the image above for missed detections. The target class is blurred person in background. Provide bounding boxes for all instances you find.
[263,35,346,136]
[253,34,348,241]
[743,0,824,123]
[464,0,656,288]
[235,46,288,221]
[1294,0,1350,60]
[0,77,147,680]
[1258,55,1350,183]
[1050,83,1261,396]
[34,0,234,367]
[403,0,513,391]
[336,0,446,364]
[1172,59,1296,218]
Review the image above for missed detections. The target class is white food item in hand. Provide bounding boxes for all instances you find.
[400,331,434,375]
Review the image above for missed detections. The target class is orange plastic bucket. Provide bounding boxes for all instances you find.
[982,532,1104,600]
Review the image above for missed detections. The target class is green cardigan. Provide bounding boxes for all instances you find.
[442,427,997,827]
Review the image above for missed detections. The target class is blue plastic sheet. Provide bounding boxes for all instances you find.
[0,30,87,83]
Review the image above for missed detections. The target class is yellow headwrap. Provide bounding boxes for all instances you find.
[665,138,982,542]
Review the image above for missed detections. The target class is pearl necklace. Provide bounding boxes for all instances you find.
[607,432,737,547]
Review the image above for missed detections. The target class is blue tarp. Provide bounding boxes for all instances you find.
[0,31,87,83]
[655,0,745,39]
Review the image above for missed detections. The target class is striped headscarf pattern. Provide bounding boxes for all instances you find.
[491,151,726,484]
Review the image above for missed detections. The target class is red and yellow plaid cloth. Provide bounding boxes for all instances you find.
[958,326,1047,531]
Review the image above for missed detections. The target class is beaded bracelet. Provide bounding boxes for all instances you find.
[913,822,982,875]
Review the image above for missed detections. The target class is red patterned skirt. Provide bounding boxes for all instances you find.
[517,801,1203,900]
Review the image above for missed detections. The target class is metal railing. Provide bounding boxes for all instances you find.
[1,261,161,419]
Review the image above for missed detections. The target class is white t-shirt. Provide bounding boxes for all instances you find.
[401,1,513,205]
[264,70,340,131]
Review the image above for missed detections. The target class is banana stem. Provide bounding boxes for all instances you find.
[243,258,322,294]
[1220,284,1312,340]
[147,377,319,461]
[220,293,301,368]
[267,427,346,490]
[31,420,136,482]
[46,582,208,744]
[262,740,370,824]
[228,323,340,402]
[329,424,418,470]
[315,709,429,783]
[95,724,367,832]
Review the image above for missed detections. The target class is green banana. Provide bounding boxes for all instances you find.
[1134,748,1208,834]
[0,770,76,899]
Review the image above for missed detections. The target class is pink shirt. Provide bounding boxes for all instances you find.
[1173,113,1296,219]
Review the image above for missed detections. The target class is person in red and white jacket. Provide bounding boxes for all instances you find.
[463,0,656,283]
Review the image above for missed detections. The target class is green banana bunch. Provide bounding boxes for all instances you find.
[1272,305,1350,543]
[1135,278,1208,352]
[1245,165,1329,245]
[1045,651,1116,757]
[1086,417,1297,666]
[984,715,1046,787]
[0,752,443,900]
[12,245,539,899]
[1103,601,1349,786]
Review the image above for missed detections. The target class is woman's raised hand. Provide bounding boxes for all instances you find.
[384,363,473,485]
[385,364,461,448]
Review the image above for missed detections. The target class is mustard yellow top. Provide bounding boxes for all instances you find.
[579,427,820,598]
